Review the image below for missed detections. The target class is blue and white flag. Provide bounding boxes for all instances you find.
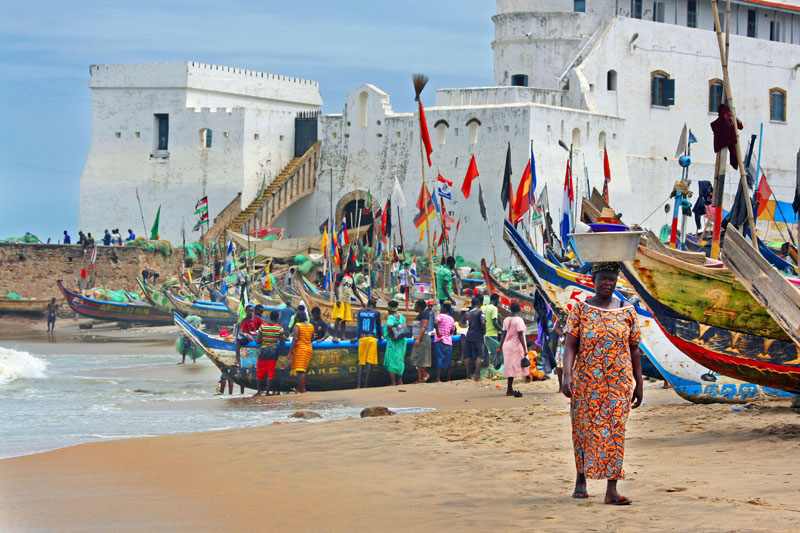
[438,183,452,200]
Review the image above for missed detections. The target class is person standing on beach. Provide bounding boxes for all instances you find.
[332,261,363,342]
[235,304,262,365]
[288,308,314,394]
[484,293,501,341]
[351,297,381,388]
[436,256,456,305]
[310,306,328,341]
[562,262,643,505]
[499,301,528,397]
[432,301,456,382]
[410,300,431,383]
[383,300,407,386]
[464,294,486,381]
[63,231,71,244]
[46,298,58,333]
[255,310,286,396]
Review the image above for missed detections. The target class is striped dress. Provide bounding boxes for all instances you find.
[291,322,315,372]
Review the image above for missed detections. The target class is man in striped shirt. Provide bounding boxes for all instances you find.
[255,310,287,396]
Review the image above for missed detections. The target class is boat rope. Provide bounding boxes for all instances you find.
[638,195,672,227]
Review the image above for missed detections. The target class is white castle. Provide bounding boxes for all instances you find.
[80,0,800,260]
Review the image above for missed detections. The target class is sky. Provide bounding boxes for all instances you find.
[0,0,494,241]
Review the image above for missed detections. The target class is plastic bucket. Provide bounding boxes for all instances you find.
[569,231,644,262]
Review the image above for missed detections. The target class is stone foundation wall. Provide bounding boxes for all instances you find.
[0,243,181,302]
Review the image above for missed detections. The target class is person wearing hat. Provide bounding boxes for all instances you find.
[235,304,263,365]
[561,261,643,505]
[383,300,408,386]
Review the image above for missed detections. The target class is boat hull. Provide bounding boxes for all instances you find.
[0,298,48,315]
[57,280,172,325]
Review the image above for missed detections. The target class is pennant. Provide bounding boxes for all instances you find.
[437,173,453,187]
[675,123,688,158]
[462,155,479,199]
[603,143,612,203]
[418,100,433,166]
[478,184,488,221]
[756,175,773,217]
[194,196,208,215]
[560,161,574,246]
[392,177,406,208]
[501,143,513,215]
[193,212,209,231]
[150,205,161,240]
[512,159,533,224]
[688,129,698,144]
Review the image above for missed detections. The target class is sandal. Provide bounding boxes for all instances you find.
[571,490,589,499]
[604,496,632,505]
[513,390,523,398]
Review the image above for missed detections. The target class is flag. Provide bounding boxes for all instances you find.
[501,143,513,216]
[193,212,208,231]
[560,161,574,246]
[413,196,437,232]
[418,100,433,166]
[603,143,612,203]
[332,231,340,265]
[431,188,440,215]
[362,190,373,215]
[530,142,537,204]
[237,285,249,324]
[392,177,406,208]
[221,241,235,295]
[136,188,140,202]
[512,159,533,224]
[462,155,479,198]
[416,182,432,211]
[194,196,208,215]
[438,183,452,200]
[150,205,161,240]
[675,123,688,158]
[437,173,453,186]
[318,218,329,235]
[433,231,438,249]
[321,226,329,255]
[688,129,698,144]
[383,199,392,242]
[441,198,455,233]
[339,220,349,245]
[756,175,773,217]
[478,184,488,221]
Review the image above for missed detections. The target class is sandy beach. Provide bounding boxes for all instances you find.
[3,358,799,532]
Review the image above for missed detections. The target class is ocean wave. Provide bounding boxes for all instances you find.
[0,346,47,384]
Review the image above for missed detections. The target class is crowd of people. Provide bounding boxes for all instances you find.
[61,229,138,246]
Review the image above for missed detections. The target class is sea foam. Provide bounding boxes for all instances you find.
[0,346,47,384]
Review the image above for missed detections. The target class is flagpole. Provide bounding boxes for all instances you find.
[136,189,148,241]
[476,175,499,267]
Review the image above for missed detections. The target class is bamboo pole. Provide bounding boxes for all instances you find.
[417,118,437,296]
[477,175,499,267]
[710,148,727,259]
[711,0,757,246]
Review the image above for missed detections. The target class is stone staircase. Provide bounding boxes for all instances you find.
[207,140,321,248]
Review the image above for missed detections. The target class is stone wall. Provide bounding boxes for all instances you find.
[0,243,181,302]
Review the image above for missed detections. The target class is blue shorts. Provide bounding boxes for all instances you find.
[434,342,452,369]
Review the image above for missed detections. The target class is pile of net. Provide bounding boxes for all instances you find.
[124,237,173,257]
[4,291,24,300]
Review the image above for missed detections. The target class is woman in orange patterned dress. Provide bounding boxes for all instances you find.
[289,309,315,394]
[562,262,643,505]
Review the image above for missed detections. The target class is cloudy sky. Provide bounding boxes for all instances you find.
[0,0,494,240]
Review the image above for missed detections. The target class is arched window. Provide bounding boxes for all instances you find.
[598,131,607,151]
[434,119,449,146]
[467,118,481,145]
[607,70,617,91]
[708,79,724,112]
[770,88,786,122]
[358,91,368,127]
[650,70,674,106]
[199,128,212,148]
[572,127,581,150]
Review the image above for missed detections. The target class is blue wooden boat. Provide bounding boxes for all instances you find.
[57,280,172,325]
[174,313,465,391]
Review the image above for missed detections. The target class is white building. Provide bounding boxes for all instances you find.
[79,62,321,241]
[278,0,799,261]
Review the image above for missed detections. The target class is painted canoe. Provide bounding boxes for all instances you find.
[0,298,48,315]
[164,291,238,329]
[57,280,173,325]
[480,259,538,323]
[136,276,177,312]
[631,244,790,341]
[174,313,465,391]
[722,228,800,348]
[620,261,800,394]
[502,222,794,402]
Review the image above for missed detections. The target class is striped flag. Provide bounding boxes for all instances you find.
[560,161,574,246]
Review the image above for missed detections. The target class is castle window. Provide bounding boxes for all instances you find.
[607,70,617,91]
[598,131,607,151]
[770,88,786,122]
[434,119,449,146]
[254,133,259,141]
[572,128,581,150]
[747,9,757,37]
[687,0,697,28]
[115,132,121,138]
[155,114,169,150]
[135,131,140,138]
[467,118,481,145]
[358,91,368,127]
[199,128,212,148]
[223,131,229,138]
[574,0,585,13]
[708,80,723,113]
[653,1,665,22]
[650,71,674,107]
[510,74,528,87]
[769,21,781,42]
[631,0,642,19]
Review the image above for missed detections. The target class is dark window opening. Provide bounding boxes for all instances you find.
[653,1,665,22]
[770,90,786,122]
[687,0,697,28]
[155,114,168,150]
[708,81,723,112]
[631,0,642,19]
[510,74,528,87]
[607,70,617,91]
[747,9,757,37]
[651,74,674,106]
[770,21,780,42]
[342,199,374,246]
[574,0,586,13]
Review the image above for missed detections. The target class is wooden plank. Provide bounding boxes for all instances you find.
[581,197,603,223]
[646,230,707,265]
[722,228,800,348]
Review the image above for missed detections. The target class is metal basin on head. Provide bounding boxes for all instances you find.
[569,231,644,262]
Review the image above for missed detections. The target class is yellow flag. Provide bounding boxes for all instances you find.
[321,227,329,255]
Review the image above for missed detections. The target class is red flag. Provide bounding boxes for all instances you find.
[437,173,452,187]
[418,100,433,166]
[456,218,461,231]
[461,155,479,199]
[756,175,772,217]
[512,160,533,224]
[603,144,611,203]
[416,182,432,212]
[437,231,446,247]
[136,187,140,202]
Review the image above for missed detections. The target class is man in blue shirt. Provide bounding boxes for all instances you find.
[351,297,381,388]
[63,230,71,244]
[126,229,136,241]
[103,229,112,246]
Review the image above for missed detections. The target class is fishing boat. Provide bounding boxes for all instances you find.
[164,291,237,329]
[630,243,790,341]
[57,280,173,325]
[174,313,464,391]
[136,276,177,313]
[722,228,800,348]
[0,298,48,315]
[480,259,538,323]
[502,221,795,401]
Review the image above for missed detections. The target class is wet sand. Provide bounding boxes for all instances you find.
[3,368,799,531]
